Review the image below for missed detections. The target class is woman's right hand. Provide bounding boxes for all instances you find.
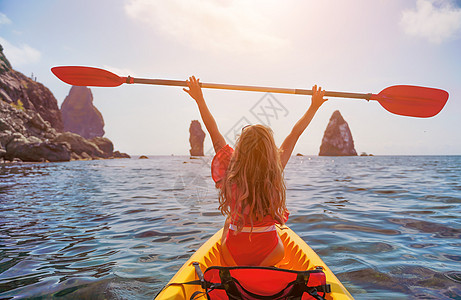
[183,76,205,103]
[311,85,328,109]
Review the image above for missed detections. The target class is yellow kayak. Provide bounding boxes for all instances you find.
[155,225,354,299]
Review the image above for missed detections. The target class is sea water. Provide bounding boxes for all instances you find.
[0,156,460,299]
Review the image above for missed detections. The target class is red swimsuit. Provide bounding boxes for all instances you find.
[211,145,289,266]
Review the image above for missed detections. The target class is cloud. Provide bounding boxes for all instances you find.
[401,0,461,43]
[124,0,287,54]
[0,12,11,26]
[0,37,41,67]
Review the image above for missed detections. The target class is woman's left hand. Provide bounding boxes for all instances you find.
[183,76,205,104]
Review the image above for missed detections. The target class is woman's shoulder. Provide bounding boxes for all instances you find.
[216,144,234,156]
[211,144,234,184]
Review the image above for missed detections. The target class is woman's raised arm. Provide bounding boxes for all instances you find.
[184,76,226,153]
[279,85,327,169]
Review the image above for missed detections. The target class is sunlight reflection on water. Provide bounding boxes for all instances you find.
[1,155,461,299]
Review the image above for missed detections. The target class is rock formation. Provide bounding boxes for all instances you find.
[61,86,105,139]
[90,137,114,155]
[54,132,106,159]
[113,151,131,159]
[0,44,63,131]
[0,45,130,162]
[189,120,205,156]
[0,99,129,162]
[319,110,357,156]
[0,100,70,162]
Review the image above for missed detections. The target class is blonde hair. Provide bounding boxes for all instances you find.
[218,124,287,232]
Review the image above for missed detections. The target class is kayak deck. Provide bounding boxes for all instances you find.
[155,225,354,299]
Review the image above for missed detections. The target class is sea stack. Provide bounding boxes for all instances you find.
[189,120,205,156]
[319,110,357,156]
[61,86,105,139]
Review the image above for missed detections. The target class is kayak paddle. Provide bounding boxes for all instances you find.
[51,66,448,118]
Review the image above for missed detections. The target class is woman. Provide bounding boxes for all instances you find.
[184,76,327,266]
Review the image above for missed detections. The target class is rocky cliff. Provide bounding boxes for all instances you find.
[319,110,357,156]
[61,86,105,139]
[0,100,69,162]
[0,44,129,162]
[0,45,63,131]
[189,120,205,156]
[0,99,129,162]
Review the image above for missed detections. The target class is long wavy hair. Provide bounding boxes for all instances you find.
[218,124,287,232]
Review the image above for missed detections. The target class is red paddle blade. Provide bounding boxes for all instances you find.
[371,85,449,118]
[51,66,125,87]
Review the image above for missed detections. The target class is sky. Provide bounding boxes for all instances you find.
[0,0,460,155]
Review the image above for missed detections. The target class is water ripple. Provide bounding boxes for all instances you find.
[1,156,460,299]
[389,218,461,238]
